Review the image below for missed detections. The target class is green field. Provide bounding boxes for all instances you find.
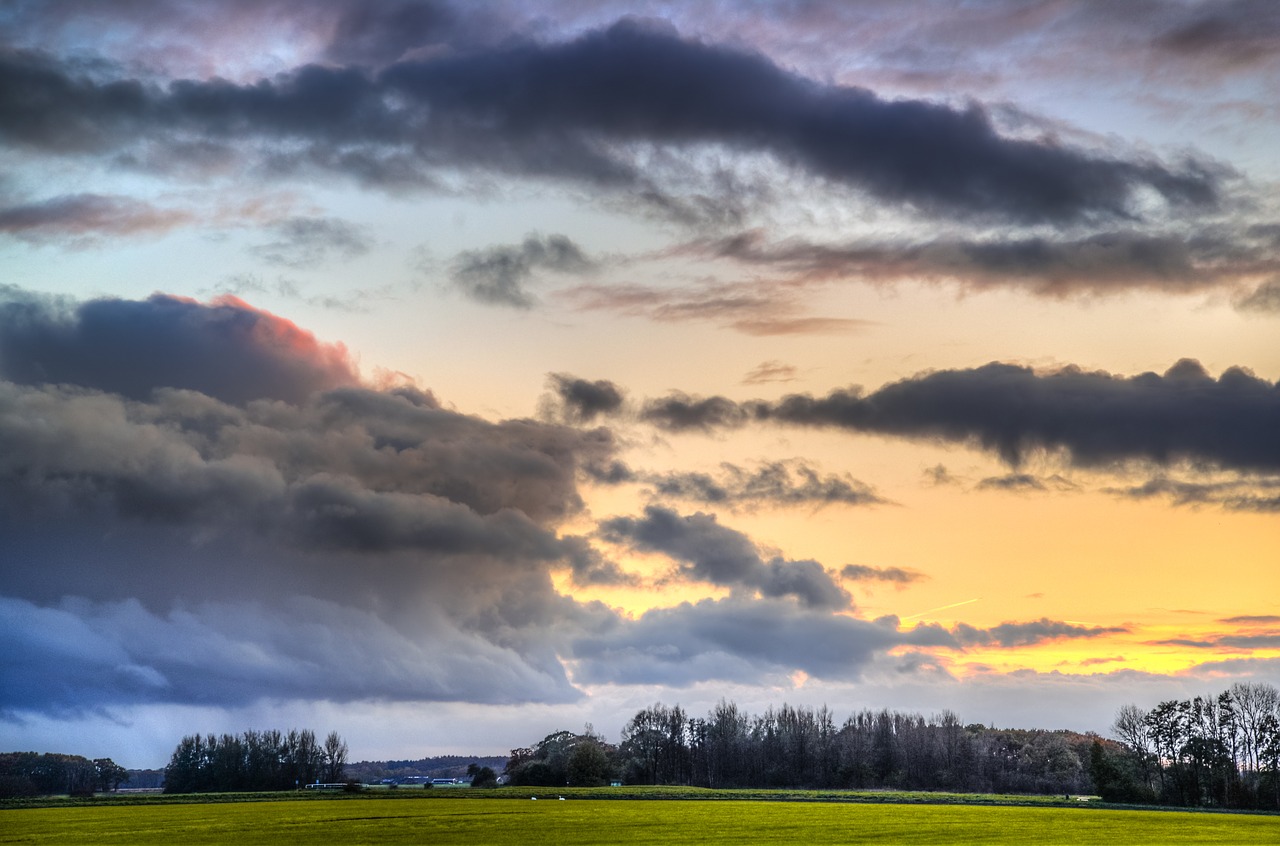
[3,795,1278,845]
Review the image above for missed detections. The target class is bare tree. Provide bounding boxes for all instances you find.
[322,731,349,784]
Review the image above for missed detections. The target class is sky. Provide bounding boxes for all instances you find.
[0,0,1277,769]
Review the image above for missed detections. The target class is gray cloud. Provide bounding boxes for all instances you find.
[568,597,951,686]
[0,287,360,405]
[248,216,373,268]
[568,598,1113,686]
[840,564,925,585]
[639,360,1280,473]
[450,234,595,308]
[646,460,885,509]
[599,505,851,610]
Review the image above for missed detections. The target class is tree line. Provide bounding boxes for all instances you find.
[163,728,348,793]
[0,753,128,798]
[1093,681,1280,810]
[505,702,1104,795]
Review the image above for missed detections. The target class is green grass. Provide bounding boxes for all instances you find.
[3,797,1277,845]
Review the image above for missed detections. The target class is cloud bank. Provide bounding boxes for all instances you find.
[639,360,1280,473]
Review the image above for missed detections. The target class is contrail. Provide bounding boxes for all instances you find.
[902,597,981,620]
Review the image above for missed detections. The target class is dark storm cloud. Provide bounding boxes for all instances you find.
[548,373,624,424]
[380,20,1219,222]
[449,234,595,308]
[248,216,373,268]
[692,226,1280,299]
[0,288,359,405]
[839,564,925,585]
[0,193,193,242]
[646,460,885,509]
[0,289,633,711]
[952,618,1129,648]
[0,19,1224,223]
[599,505,851,610]
[640,360,1280,473]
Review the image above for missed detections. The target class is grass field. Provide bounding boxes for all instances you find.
[3,795,1278,845]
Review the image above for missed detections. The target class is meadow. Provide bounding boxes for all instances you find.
[3,791,1278,845]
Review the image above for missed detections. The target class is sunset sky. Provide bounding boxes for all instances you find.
[1,0,1277,769]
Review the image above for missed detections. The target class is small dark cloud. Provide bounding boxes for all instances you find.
[922,464,955,486]
[248,216,373,268]
[1235,278,1280,313]
[1152,1,1280,70]
[839,564,925,585]
[975,473,1077,493]
[598,505,851,610]
[561,280,870,337]
[1152,638,1217,648]
[1220,615,1280,625]
[639,392,752,433]
[450,234,594,308]
[976,473,1047,492]
[952,618,1129,648]
[647,460,885,509]
[1106,475,1280,513]
[1219,634,1280,648]
[742,360,798,385]
[691,226,1279,300]
[0,288,360,405]
[0,193,193,244]
[731,316,870,336]
[1078,656,1125,667]
[581,458,636,485]
[547,373,624,424]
